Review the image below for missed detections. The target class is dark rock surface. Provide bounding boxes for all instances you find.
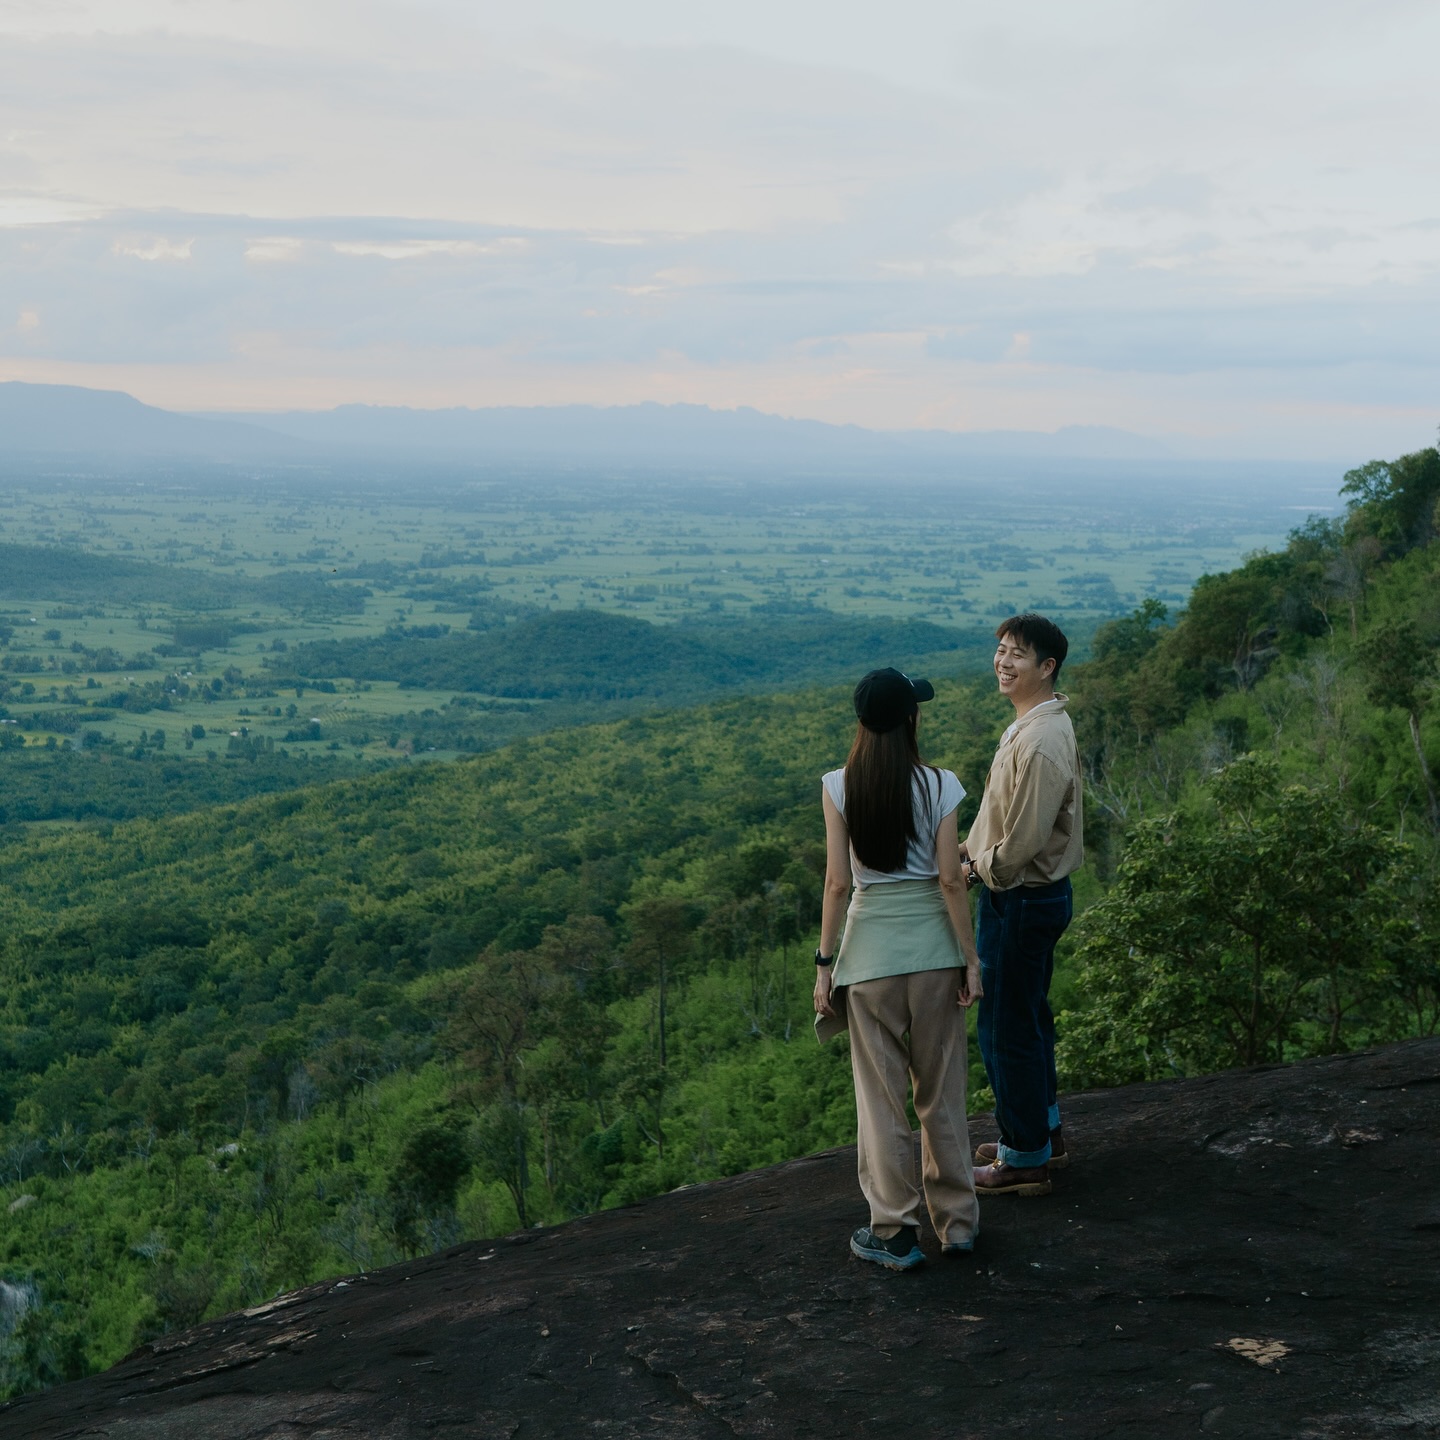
[7,1039,1439,1439]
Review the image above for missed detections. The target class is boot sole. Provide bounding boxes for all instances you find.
[850,1238,926,1270]
[977,1178,1052,1196]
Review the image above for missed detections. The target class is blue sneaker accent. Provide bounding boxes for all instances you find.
[850,1225,925,1270]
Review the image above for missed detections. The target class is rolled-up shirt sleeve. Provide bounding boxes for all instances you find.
[976,750,1069,890]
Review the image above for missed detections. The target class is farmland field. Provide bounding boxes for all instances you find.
[0,459,1340,774]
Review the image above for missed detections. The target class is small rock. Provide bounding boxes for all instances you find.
[1337,1127,1384,1146]
[1223,1337,1290,1367]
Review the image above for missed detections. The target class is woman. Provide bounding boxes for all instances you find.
[814,667,982,1270]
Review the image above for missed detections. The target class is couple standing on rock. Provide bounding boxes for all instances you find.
[814,613,1083,1271]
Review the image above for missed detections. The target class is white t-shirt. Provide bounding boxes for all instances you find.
[821,766,966,888]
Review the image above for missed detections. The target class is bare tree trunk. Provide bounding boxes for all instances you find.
[1328,966,1346,1053]
[1248,936,1263,1065]
[513,1123,529,1229]
[1408,710,1439,834]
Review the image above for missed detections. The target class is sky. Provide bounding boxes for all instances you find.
[0,0,1437,460]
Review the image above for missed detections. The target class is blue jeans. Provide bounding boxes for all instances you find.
[976,877,1072,1167]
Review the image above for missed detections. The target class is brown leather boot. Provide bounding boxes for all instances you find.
[974,1159,1052,1196]
[974,1126,1069,1170]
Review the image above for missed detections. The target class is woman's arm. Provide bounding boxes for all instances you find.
[815,787,852,1018]
[936,808,983,1008]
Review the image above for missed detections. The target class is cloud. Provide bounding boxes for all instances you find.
[0,2,1434,459]
[329,237,529,260]
[244,236,306,263]
[111,235,194,261]
[1102,173,1215,216]
[0,195,104,226]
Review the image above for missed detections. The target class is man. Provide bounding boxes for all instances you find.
[960,613,1083,1197]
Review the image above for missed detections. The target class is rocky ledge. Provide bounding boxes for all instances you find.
[5,1037,1439,1439]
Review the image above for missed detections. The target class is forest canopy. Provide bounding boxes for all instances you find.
[276,607,985,701]
[0,443,1436,1397]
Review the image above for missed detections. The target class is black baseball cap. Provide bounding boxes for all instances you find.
[853,668,935,732]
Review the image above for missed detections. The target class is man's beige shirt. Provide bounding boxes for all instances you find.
[966,694,1084,891]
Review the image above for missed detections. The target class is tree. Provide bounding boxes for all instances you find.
[617,897,698,1158]
[1175,559,1289,691]
[387,1121,471,1256]
[622,896,697,1074]
[1360,620,1439,835]
[1061,755,1401,1085]
[443,945,560,1227]
[1342,448,1440,557]
[1376,855,1440,1037]
[522,917,618,1203]
[0,1283,87,1399]
[1091,597,1170,668]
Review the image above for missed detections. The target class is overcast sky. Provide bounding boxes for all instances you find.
[1,0,1436,459]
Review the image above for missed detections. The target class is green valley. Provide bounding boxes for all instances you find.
[0,445,1435,1398]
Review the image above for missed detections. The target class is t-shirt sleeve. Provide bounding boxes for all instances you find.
[937,768,965,819]
[821,768,846,814]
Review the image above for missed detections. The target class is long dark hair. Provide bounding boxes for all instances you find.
[844,715,938,872]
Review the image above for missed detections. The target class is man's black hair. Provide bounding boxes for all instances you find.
[995,612,1069,680]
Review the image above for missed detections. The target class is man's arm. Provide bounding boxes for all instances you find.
[975,749,1069,890]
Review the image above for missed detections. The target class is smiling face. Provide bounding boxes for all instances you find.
[993,632,1057,715]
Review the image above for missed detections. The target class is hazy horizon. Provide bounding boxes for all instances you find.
[0,377,1371,473]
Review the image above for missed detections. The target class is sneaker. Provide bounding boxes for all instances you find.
[974,1160,1052,1196]
[850,1225,925,1270]
[974,1126,1069,1170]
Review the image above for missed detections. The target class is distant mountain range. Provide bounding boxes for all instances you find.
[0,382,300,463]
[0,380,1176,469]
[212,399,1175,464]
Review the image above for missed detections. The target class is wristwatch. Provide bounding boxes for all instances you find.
[814,949,834,967]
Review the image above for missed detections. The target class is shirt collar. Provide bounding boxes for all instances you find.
[1002,693,1067,742]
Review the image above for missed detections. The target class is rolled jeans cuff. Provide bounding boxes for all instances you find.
[998,1138,1051,1168]
[1048,1102,1062,1131]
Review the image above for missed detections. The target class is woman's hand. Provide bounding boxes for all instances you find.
[957,958,983,1009]
[814,964,837,1018]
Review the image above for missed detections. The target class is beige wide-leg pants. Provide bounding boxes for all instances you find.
[844,966,977,1248]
